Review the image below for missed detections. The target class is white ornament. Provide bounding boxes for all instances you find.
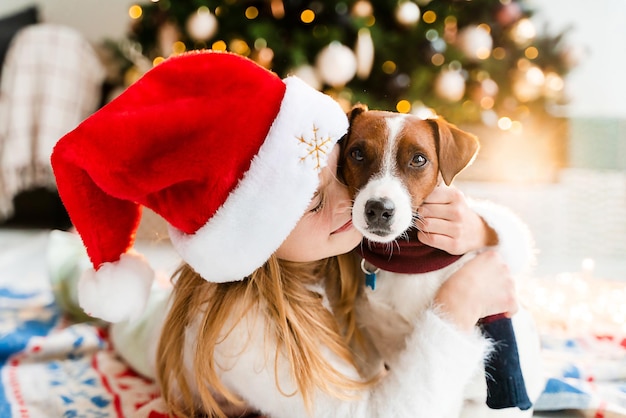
[186,7,218,42]
[434,70,466,102]
[355,28,374,79]
[292,65,322,91]
[395,2,421,27]
[457,25,493,60]
[315,42,357,87]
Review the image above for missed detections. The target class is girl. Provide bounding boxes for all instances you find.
[51,51,523,417]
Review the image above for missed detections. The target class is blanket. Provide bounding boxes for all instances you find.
[0,24,104,220]
[0,230,173,417]
[1,229,625,417]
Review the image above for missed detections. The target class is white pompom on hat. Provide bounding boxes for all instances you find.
[51,51,348,322]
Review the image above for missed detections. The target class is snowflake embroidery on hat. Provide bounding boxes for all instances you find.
[297,125,332,171]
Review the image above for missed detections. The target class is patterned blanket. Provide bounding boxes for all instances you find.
[0,231,163,417]
[1,229,625,417]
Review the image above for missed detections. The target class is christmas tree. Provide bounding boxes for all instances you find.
[105,0,574,135]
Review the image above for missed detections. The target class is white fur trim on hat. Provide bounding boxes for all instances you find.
[78,251,155,322]
[169,76,349,282]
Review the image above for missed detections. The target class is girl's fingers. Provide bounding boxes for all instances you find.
[422,184,455,204]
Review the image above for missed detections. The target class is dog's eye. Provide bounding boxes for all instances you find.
[409,154,428,168]
[350,147,365,162]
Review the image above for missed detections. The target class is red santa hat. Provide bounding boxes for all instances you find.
[51,51,348,323]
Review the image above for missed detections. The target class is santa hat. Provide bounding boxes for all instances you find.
[51,51,348,323]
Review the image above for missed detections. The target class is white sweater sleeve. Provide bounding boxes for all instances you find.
[468,198,536,276]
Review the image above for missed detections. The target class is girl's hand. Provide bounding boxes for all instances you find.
[433,250,518,333]
[417,184,497,255]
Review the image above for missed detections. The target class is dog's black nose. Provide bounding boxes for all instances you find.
[365,198,395,227]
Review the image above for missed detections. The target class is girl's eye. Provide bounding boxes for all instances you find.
[350,147,364,162]
[309,193,324,213]
[409,154,428,168]
[310,199,323,213]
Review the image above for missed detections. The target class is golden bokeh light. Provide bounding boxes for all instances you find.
[245,6,259,19]
[396,100,411,113]
[493,47,506,60]
[525,46,539,59]
[212,40,227,51]
[478,23,491,34]
[301,9,315,23]
[172,41,186,55]
[422,11,436,24]
[480,96,494,109]
[476,47,491,60]
[498,116,513,130]
[382,60,397,74]
[431,53,445,66]
[129,5,143,19]
[230,39,250,56]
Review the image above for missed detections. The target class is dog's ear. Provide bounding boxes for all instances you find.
[348,103,368,123]
[429,118,480,186]
[340,103,368,156]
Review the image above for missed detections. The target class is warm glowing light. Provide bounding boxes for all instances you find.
[422,11,436,24]
[153,56,165,66]
[480,97,494,109]
[497,116,513,130]
[476,47,491,60]
[478,23,491,34]
[301,9,315,23]
[412,103,437,119]
[493,47,506,60]
[256,47,274,67]
[396,100,411,113]
[172,41,186,55]
[271,0,285,18]
[395,2,420,26]
[544,71,565,98]
[525,46,539,59]
[352,0,373,17]
[245,6,259,19]
[445,16,457,26]
[443,17,457,42]
[511,18,536,45]
[230,39,250,56]
[129,5,143,19]
[431,53,445,66]
[526,66,545,84]
[510,120,523,134]
[517,58,531,71]
[382,60,397,74]
[212,40,227,51]
[546,73,564,91]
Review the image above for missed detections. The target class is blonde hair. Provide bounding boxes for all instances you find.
[156,252,375,418]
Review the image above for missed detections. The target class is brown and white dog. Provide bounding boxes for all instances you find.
[340,104,544,418]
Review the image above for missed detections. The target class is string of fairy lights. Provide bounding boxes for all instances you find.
[113,0,575,134]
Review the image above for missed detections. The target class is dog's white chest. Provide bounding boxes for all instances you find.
[366,253,475,321]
